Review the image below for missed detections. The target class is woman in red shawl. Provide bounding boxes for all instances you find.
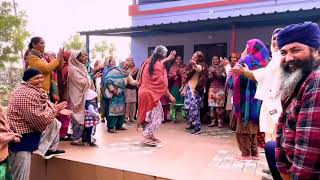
[137,46,176,146]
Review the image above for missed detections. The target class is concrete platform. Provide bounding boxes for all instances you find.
[30,122,269,180]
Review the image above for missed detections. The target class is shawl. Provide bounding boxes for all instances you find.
[104,66,129,90]
[226,39,270,124]
[137,59,168,123]
[58,50,71,101]
[67,51,93,123]
[0,107,17,150]
[29,49,60,102]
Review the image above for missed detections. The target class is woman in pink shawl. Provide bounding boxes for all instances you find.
[137,46,176,146]
[68,50,95,146]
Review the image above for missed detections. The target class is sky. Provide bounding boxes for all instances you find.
[14,0,132,61]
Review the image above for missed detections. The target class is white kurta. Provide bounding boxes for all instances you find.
[253,51,282,134]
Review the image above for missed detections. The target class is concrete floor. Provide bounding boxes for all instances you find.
[31,121,270,180]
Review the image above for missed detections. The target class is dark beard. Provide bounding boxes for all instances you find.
[278,56,314,101]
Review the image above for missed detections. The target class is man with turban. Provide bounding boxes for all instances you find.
[7,68,69,180]
[275,22,320,180]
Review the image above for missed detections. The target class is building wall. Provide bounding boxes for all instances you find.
[131,25,280,66]
[131,0,320,26]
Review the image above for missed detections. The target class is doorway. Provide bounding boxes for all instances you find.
[194,43,227,65]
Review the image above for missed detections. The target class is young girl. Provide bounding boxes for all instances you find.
[84,89,100,146]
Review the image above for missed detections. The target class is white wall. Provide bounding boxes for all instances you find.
[132,0,320,26]
[131,26,282,67]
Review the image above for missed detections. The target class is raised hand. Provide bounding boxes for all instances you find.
[167,50,176,60]
[221,57,230,67]
[230,63,249,76]
[57,47,65,62]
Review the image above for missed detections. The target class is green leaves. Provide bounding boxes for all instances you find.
[0,1,29,68]
[91,40,116,59]
[63,33,85,51]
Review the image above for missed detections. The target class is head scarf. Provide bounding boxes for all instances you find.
[227,39,270,124]
[277,22,320,49]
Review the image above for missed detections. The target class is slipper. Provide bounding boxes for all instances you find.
[141,140,158,146]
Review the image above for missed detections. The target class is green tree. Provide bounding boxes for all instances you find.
[63,33,85,51]
[0,1,29,68]
[0,65,22,95]
[91,40,116,59]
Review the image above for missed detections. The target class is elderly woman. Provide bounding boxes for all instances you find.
[68,51,94,145]
[137,46,176,145]
[226,39,269,160]
[100,56,117,123]
[207,56,226,128]
[26,37,63,102]
[168,56,186,122]
[125,57,139,123]
[181,51,208,135]
[104,60,137,133]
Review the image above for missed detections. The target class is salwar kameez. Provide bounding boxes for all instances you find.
[143,101,163,137]
[185,86,202,130]
[169,85,185,121]
[125,102,136,122]
[108,91,126,130]
[235,121,259,157]
[125,88,137,122]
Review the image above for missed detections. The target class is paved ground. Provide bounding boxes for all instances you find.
[55,121,271,180]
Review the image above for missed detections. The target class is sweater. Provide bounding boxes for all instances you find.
[27,51,59,92]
